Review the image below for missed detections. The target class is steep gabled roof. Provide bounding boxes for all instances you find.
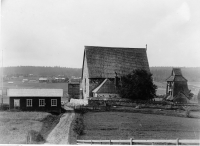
[174,76,187,82]
[166,68,187,82]
[166,76,175,82]
[82,46,149,78]
[172,68,182,76]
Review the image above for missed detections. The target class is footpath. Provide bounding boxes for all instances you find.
[45,106,75,144]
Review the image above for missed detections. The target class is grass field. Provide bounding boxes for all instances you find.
[0,112,60,144]
[80,112,200,140]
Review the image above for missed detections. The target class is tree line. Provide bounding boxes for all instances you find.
[1,66,81,78]
[1,66,200,82]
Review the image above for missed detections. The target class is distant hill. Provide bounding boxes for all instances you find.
[1,66,200,82]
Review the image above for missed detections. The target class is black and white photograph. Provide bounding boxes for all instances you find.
[0,0,200,145]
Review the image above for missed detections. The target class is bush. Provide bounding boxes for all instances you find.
[0,104,9,111]
[119,69,157,100]
[185,109,191,118]
[27,130,45,144]
[73,115,84,136]
[74,108,87,114]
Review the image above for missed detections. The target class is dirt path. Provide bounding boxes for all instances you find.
[45,112,75,144]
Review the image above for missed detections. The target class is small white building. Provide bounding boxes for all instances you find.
[22,79,28,82]
[39,78,49,83]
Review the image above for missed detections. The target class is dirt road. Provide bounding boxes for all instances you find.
[45,112,75,144]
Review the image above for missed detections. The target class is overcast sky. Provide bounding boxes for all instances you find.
[1,0,200,68]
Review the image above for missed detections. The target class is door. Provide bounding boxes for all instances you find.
[14,99,20,109]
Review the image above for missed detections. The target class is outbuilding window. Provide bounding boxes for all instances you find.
[51,99,57,106]
[39,99,45,107]
[27,99,32,107]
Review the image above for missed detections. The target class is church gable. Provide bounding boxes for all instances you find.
[81,45,150,99]
[84,46,149,79]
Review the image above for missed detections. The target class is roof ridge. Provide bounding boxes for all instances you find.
[85,45,146,49]
[8,88,63,90]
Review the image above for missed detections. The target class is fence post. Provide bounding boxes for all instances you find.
[176,138,179,145]
[30,134,32,144]
[130,138,133,145]
[26,135,28,144]
[91,140,93,145]
[109,140,112,145]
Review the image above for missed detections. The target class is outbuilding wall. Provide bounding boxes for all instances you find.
[9,96,61,113]
[68,83,80,99]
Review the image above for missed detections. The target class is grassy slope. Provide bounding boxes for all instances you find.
[0,112,59,144]
[80,112,200,140]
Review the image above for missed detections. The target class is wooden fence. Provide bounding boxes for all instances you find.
[73,101,200,112]
[77,139,200,145]
[88,99,199,107]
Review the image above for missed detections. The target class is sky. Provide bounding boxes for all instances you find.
[1,0,200,68]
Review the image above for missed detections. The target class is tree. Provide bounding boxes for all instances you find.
[187,90,194,100]
[118,69,157,100]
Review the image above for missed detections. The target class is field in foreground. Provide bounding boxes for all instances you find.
[80,112,200,140]
[0,112,60,144]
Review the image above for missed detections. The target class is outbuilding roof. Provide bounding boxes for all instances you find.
[7,89,63,97]
[82,46,149,78]
[92,79,117,94]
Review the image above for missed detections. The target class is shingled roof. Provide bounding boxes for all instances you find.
[166,68,187,82]
[82,46,150,78]
[172,68,182,76]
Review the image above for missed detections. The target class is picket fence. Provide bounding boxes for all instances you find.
[77,139,200,145]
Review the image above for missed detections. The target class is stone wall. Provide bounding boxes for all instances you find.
[70,99,88,106]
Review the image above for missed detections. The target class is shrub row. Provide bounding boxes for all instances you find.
[0,104,9,111]
[73,114,84,136]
